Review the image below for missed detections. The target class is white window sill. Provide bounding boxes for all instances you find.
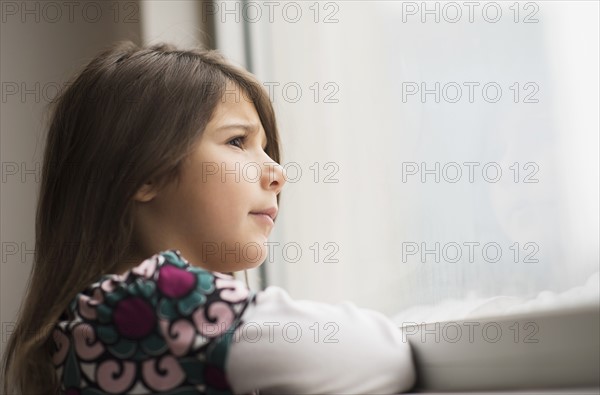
[406,390,599,394]
[401,304,600,393]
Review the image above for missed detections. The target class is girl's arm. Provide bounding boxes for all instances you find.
[51,250,415,394]
[226,285,417,394]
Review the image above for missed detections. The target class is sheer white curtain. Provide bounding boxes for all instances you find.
[215,0,599,318]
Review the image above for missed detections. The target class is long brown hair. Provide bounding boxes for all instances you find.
[1,41,281,394]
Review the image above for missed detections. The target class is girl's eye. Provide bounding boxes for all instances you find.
[228,135,246,149]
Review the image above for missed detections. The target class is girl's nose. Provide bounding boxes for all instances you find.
[262,161,286,194]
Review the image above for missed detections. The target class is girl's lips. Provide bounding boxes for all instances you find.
[249,207,278,221]
[250,212,274,225]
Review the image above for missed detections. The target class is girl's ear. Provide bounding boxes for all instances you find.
[133,182,158,203]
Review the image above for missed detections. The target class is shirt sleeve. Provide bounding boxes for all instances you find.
[225,285,417,395]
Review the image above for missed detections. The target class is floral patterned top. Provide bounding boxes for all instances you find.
[51,249,254,395]
[52,249,417,395]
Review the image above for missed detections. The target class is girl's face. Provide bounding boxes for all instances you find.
[133,81,286,273]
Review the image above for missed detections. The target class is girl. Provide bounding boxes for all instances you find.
[1,41,416,394]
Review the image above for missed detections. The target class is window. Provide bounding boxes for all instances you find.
[214,0,599,322]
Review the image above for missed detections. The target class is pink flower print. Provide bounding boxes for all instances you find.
[159,318,196,357]
[157,264,197,298]
[131,256,158,279]
[193,301,235,338]
[96,360,136,393]
[216,278,250,303]
[73,323,105,361]
[113,297,156,339]
[51,327,70,366]
[142,355,185,391]
[100,274,127,293]
[77,287,104,320]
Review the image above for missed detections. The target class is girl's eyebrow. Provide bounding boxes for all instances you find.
[216,123,268,148]
[215,123,257,132]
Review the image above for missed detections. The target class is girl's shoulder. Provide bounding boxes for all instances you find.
[52,249,255,393]
[66,249,255,324]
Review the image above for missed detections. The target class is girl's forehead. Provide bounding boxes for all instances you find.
[202,93,267,143]
[210,86,261,126]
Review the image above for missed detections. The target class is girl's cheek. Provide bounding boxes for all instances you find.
[240,160,263,184]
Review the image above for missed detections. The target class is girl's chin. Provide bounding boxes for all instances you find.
[225,245,267,272]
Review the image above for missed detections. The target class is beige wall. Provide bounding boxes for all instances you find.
[0,0,208,357]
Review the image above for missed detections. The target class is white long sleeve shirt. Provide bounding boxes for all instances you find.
[227,286,417,394]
